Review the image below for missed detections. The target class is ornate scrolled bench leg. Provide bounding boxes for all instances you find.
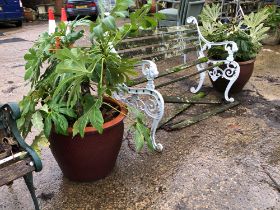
[186,16,240,102]
[114,60,164,152]
[208,60,240,102]
[190,62,207,93]
[115,84,164,152]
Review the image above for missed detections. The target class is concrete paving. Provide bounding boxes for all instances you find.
[1,21,280,210]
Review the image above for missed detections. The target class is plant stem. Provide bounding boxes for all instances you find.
[102,101,127,117]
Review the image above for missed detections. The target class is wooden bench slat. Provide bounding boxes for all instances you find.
[119,37,198,58]
[128,57,208,86]
[123,25,197,39]
[131,46,198,61]
[0,157,35,187]
[118,30,198,50]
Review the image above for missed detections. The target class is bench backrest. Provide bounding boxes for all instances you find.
[116,25,200,62]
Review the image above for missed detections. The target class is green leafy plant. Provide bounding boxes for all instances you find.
[263,5,280,33]
[199,4,270,61]
[18,0,163,154]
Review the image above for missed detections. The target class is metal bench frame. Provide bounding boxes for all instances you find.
[115,16,240,152]
[0,103,42,210]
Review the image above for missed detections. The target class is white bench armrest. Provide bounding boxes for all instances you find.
[186,16,238,62]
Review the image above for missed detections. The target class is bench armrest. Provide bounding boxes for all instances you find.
[0,103,42,172]
[113,60,164,152]
[138,60,159,90]
[186,16,238,62]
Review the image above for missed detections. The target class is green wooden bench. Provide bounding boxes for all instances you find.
[114,16,240,152]
[0,103,42,210]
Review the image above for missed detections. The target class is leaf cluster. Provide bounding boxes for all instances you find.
[18,0,162,154]
[263,5,280,32]
[199,4,270,61]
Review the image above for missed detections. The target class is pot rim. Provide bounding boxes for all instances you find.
[67,97,128,134]
[237,59,255,65]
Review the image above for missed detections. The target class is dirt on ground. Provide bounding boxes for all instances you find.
[0,22,280,209]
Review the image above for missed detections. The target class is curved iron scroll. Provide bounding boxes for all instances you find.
[0,103,42,172]
[187,16,240,102]
[114,60,165,152]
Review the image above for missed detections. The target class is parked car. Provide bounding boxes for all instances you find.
[65,0,99,20]
[0,0,23,27]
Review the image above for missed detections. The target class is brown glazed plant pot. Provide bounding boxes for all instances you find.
[211,59,255,94]
[49,98,127,182]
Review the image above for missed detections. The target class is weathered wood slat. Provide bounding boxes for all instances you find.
[159,104,192,128]
[133,46,198,61]
[118,31,198,50]
[159,92,207,128]
[0,157,35,187]
[117,25,200,61]
[119,37,198,58]
[123,25,196,39]
[155,62,223,89]
[163,96,222,105]
[164,101,240,131]
[128,57,208,87]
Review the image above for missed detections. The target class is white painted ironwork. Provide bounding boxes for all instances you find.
[0,151,27,165]
[115,17,240,151]
[187,16,240,102]
[114,60,164,152]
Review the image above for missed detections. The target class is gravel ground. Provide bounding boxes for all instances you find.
[0,21,280,210]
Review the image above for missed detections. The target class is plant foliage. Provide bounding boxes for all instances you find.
[199,4,270,61]
[263,5,280,32]
[18,0,163,153]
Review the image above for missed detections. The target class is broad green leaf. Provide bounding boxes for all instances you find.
[40,104,49,113]
[82,94,95,111]
[31,111,44,131]
[55,60,89,74]
[93,24,104,39]
[44,115,52,138]
[102,16,117,30]
[52,74,82,100]
[24,67,34,81]
[134,126,144,152]
[128,106,145,120]
[136,120,152,150]
[73,114,89,137]
[66,30,84,43]
[24,50,36,60]
[112,0,134,12]
[51,112,68,135]
[17,117,25,131]
[54,48,74,60]
[89,100,104,134]
[58,108,76,118]
[114,11,129,18]
[19,98,31,115]
[143,16,157,28]
[31,133,49,156]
